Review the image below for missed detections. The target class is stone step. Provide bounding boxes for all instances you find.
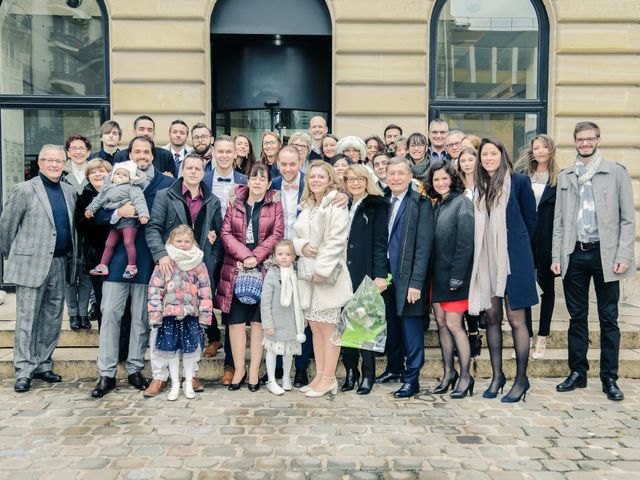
[2,346,639,380]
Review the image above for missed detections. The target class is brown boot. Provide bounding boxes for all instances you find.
[203,340,222,358]
[192,377,205,392]
[222,366,235,386]
[143,379,167,397]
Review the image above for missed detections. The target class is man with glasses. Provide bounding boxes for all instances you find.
[444,130,465,164]
[114,115,175,175]
[552,121,635,401]
[288,132,312,173]
[0,145,77,392]
[428,119,451,162]
[163,119,192,176]
[189,123,215,174]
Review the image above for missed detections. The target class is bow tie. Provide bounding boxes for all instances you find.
[217,177,232,183]
[283,183,298,191]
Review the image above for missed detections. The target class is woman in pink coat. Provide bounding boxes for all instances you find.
[214,163,284,391]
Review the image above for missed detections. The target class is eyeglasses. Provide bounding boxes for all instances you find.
[68,146,87,152]
[41,158,64,165]
[409,144,426,149]
[345,176,366,184]
[192,135,211,142]
[430,130,448,135]
[445,141,461,149]
[292,144,308,150]
[575,136,599,144]
[263,140,278,147]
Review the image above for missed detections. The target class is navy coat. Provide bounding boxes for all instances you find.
[94,171,174,284]
[532,183,556,273]
[346,194,389,290]
[505,173,539,310]
[202,169,247,189]
[388,189,434,316]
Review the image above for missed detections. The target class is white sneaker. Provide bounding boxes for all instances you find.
[167,382,180,401]
[183,380,196,399]
[266,381,285,396]
[282,377,292,391]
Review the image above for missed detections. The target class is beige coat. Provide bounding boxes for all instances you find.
[293,189,353,310]
[552,158,636,283]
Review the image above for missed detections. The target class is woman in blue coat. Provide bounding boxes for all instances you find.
[469,138,538,403]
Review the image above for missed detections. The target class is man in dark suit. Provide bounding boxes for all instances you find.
[91,136,174,397]
[114,115,175,175]
[0,145,77,392]
[145,153,223,396]
[372,152,392,196]
[90,120,122,164]
[376,157,434,398]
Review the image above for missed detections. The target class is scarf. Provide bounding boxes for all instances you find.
[575,151,601,241]
[468,174,511,315]
[410,158,431,181]
[71,162,86,185]
[279,266,307,343]
[166,243,204,271]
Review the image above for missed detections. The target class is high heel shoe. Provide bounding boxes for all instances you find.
[431,371,459,394]
[450,377,475,399]
[482,373,506,399]
[305,376,338,397]
[228,372,247,391]
[501,378,530,403]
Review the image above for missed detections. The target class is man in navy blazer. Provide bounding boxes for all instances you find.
[90,136,174,398]
[114,115,175,175]
[377,157,434,398]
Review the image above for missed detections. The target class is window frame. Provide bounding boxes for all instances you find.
[428,0,549,133]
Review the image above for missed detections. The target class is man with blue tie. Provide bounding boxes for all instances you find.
[377,157,434,398]
[162,119,192,177]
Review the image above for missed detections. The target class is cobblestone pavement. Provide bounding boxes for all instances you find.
[1,377,640,480]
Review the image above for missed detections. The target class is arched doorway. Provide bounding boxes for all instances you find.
[210,0,331,149]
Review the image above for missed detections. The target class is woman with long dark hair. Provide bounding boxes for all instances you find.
[234,134,257,175]
[364,135,385,165]
[469,138,538,403]
[426,161,475,398]
[515,134,559,359]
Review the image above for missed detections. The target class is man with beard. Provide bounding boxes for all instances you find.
[114,115,175,175]
[189,123,215,174]
[163,119,192,176]
[552,121,635,402]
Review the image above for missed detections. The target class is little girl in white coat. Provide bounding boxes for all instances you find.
[260,240,306,395]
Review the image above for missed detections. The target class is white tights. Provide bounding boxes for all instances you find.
[167,356,197,385]
[265,350,293,384]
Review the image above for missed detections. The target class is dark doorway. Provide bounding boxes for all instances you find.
[210,0,332,147]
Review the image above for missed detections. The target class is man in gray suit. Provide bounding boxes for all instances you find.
[0,144,76,392]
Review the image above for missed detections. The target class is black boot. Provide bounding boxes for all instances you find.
[80,316,91,330]
[357,377,374,395]
[341,368,360,392]
[70,316,82,331]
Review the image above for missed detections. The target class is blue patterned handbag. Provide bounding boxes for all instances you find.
[234,268,263,305]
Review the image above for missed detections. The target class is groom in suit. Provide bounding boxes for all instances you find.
[0,145,77,392]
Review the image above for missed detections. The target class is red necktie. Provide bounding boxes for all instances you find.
[283,183,298,191]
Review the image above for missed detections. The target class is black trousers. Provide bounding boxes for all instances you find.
[525,267,556,337]
[562,246,620,380]
[342,347,375,380]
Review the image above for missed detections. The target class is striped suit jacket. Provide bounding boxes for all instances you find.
[0,176,77,288]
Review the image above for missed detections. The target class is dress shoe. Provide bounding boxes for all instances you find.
[228,372,247,391]
[91,376,116,398]
[14,377,31,393]
[267,381,285,395]
[143,379,167,397]
[556,371,587,392]
[305,376,338,397]
[375,371,403,384]
[202,340,222,358]
[501,377,530,403]
[482,373,507,399]
[356,377,374,395]
[33,371,62,383]
[222,366,235,385]
[247,382,260,392]
[431,371,459,394]
[293,368,309,388]
[602,378,624,401]
[80,316,92,330]
[192,377,205,392]
[393,382,419,399]
[70,315,82,331]
[127,371,149,391]
[450,377,475,399]
[341,368,360,392]
[260,367,283,386]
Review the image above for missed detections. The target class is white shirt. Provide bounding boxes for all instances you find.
[163,143,192,160]
[281,173,301,240]
[211,169,235,217]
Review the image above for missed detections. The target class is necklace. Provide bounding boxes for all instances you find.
[531,170,549,184]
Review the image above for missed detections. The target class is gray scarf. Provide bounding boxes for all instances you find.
[575,151,601,241]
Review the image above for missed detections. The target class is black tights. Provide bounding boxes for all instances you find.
[434,304,471,391]
[485,296,529,398]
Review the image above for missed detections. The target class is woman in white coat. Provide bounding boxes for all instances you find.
[293,160,353,397]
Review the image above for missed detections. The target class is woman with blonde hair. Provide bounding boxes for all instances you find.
[340,164,389,394]
[516,134,559,359]
[293,160,353,397]
[288,131,312,172]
